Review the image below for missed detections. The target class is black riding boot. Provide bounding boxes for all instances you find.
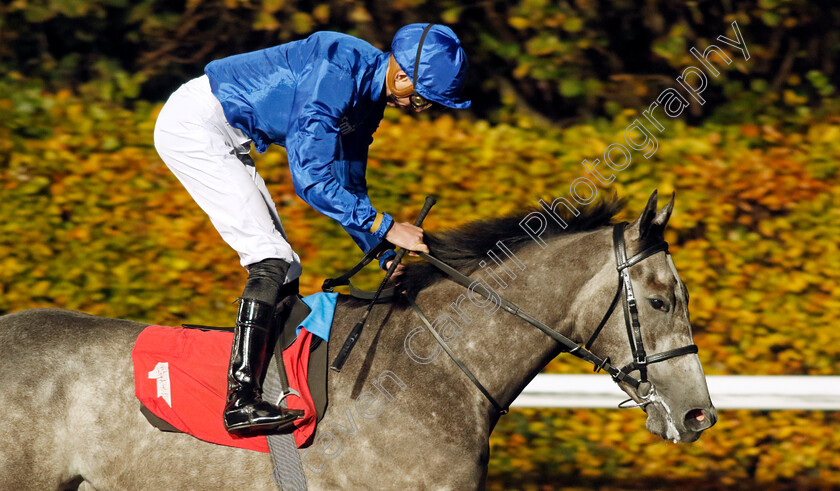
[223,259,303,434]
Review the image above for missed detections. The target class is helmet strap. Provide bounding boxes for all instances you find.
[387,24,435,100]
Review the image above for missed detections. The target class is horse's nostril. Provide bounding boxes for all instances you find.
[684,408,713,431]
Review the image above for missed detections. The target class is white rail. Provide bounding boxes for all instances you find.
[513,375,840,410]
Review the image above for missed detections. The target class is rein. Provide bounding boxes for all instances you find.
[323,222,698,415]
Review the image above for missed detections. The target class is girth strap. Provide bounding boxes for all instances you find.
[407,295,508,415]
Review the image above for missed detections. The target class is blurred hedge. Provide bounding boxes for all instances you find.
[2,71,840,486]
[2,0,839,122]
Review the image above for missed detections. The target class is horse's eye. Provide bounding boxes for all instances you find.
[648,298,669,312]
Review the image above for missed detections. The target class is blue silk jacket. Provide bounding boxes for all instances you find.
[205,32,395,267]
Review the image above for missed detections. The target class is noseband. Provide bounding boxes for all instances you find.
[408,222,698,414]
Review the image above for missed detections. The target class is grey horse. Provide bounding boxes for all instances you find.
[0,192,716,490]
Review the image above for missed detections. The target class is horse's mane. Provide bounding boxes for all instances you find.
[399,195,626,295]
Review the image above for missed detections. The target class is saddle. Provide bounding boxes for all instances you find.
[135,295,331,451]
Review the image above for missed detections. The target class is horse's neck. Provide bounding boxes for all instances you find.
[416,229,610,416]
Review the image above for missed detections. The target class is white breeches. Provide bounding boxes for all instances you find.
[153,75,302,283]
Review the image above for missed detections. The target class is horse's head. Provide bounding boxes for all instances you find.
[573,191,717,443]
[399,191,716,443]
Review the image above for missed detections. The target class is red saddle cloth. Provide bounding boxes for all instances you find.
[132,325,317,452]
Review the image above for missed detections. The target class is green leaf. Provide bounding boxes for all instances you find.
[559,78,583,97]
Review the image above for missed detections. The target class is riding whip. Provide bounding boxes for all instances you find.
[330,195,437,372]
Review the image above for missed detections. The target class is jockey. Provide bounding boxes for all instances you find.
[153,23,470,435]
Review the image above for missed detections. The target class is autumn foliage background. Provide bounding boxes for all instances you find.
[2,0,840,489]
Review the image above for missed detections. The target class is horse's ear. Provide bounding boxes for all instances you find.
[637,190,658,239]
[639,191,675,241]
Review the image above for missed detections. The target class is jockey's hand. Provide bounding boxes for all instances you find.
[385,261,406,282]
[385,221,429,255]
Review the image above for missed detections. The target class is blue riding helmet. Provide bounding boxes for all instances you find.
[391,23,471,109]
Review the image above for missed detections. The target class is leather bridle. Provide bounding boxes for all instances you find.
[323,221,700,415]
[584,222,699,386]
[408,222,699,414]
